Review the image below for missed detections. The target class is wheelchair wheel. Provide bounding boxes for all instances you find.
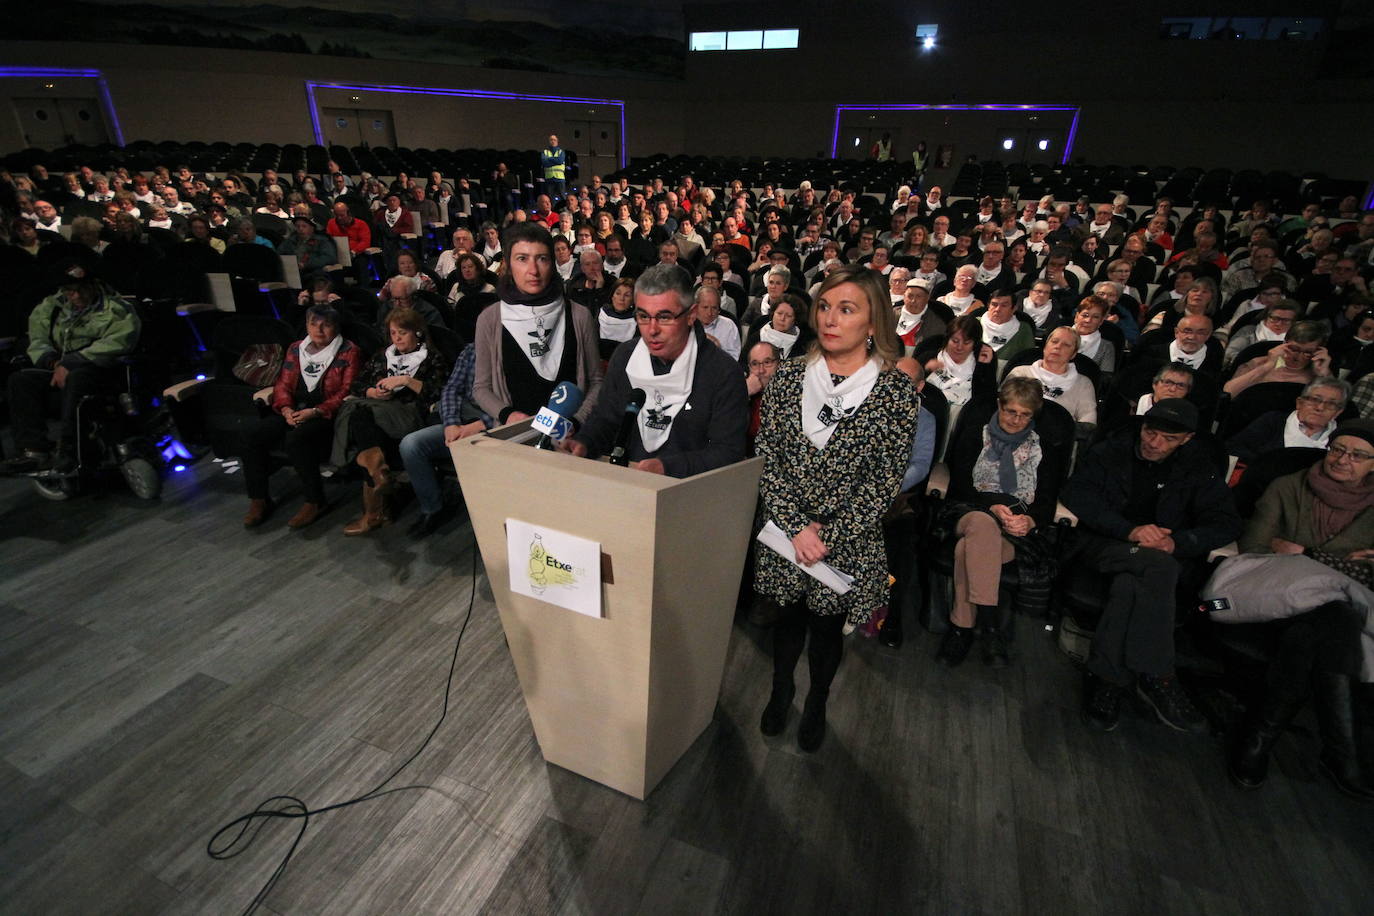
[119,457,163,500]
[32,475,81,501]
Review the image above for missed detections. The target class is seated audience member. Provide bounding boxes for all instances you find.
[376,275,445,331]
[239,305,363,529]
[1062,399,1243,733]
[1224,320,1333,398]
[1226,420,1374,797]
[1007,327,1097,432]
[1016,279,1066,342]
[1227,377,1349,463]
[1142,313,1223,375]
[398,342,494,538]
[744,265,792,324]
[11,216,45,257]
[1223,298,1299,368]
[331,308,451,535]
[479,222,503,264]
[895,279,946,357]
[565,263,748,477]
[938,264,984,318]
[278,215,336,282]
[446,252,496,307]
[1216,278,1287,344]
[976,290,1035,363]
[886,266,911,306]
[935,377,1065,668]
[372,193,414,267]
[597,277,639,359]
[1134,362,1197,415]
[434,227,480,278]
[919,314,997,430]
[230,216,275,249]
[1,264,140,473]
[696,285,741,360]
[744,341,783,453]
[742,294,813,363]
[1334,308,1374,375]
[698,262,737,316]
[911,248,946,290]
[184,215,223,255]
[1143,277,1220,335]
[1072,296,1116,376]
[566,249,613,312]
[472,222,603,427]
[972,241,1015,297]
[1223,241,1294,300]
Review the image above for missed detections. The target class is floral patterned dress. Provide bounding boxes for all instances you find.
[753,357,920,624]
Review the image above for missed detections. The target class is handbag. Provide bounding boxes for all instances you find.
[231,343,284,387]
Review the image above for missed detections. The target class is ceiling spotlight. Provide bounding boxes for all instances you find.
[1002,138,1014,150]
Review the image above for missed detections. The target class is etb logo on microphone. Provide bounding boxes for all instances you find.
[531,407,573,442]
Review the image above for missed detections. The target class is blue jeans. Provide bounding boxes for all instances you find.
[399,424,450,515]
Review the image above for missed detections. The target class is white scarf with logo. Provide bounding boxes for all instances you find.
[298,334,343,393]
[760,323,800,358]
[980,313,1018,351]
[1022,299,1053,327]
[1283,410,1335,449]
[501,299,566,380]
[385,343,427,378]
[929,348,974,406]
[625,332,698,453]
[802,356,880,450]
[1029,359,1079,401]
[1077,329,1103,360]
[942,292,975,316]
[896,307,925,337]
[598,308,636,343]
[976,264,1002,285]
[1169,340,1207,369]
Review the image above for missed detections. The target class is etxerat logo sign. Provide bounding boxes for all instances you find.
[506,519,602,618]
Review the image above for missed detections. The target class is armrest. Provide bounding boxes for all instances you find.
[253,386,274,405]
[1054,501,1079,527]
[259,281,290,291]
[164,378,208,402]
[925,463,950,499]
[176,302,217,317]
[364,247,383,255]
[1209,542,1239,563]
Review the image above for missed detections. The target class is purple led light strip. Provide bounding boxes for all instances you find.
[305,81,628,169]
[0,67,125,146]
[830,103,1081,166]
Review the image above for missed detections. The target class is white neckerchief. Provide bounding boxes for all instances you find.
[1284,410,1335,449]
[501,298,567,380]
[625,332,698,453]
[603,258,625,277]
[802,356,881,450]
[148,218,172,229]
[930,349,974,406]
[1090,222,1110,237]
[1022,299,1053,327]
[1078,329,1103,360]
[915,269,941,283]
[980,313,1018,350]
[759,322,800,358]
[1029,359,1080,401]
[598,307,636,342]
[1256,322,1286,343]
[384,208,400,227]
[942,292,975,316]
[896,307,925,337]
[298,335,343,393]
[1135,393,1155,415]
[1028,240,1046,253]
[385,343,427,377]
[483,243,501,260]
[1169,340,1207,369]
[976,263,1002,284]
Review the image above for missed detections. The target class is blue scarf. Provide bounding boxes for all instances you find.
[984,413,1034,496]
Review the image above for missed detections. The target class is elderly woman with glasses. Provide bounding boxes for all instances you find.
[1221,420,1374,799]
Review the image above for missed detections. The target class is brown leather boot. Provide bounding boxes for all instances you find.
[343,483,387,536]
[355,446,394,494]
[243,498,271,528]
[287,501,324,529]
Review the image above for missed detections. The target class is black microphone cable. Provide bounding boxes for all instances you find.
[206,536,481,916]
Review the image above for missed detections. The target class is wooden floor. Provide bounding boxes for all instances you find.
[1,461,1371,916]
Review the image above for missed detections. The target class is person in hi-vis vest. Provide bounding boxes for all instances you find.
[541,134,567,205]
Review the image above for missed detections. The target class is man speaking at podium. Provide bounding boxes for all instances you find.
[563,264,749,477]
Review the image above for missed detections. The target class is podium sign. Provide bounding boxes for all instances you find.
[452,421,762,799]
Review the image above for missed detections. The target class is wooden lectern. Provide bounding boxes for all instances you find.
[451,422,763,799]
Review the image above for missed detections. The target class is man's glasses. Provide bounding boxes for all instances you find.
[1327,444,1374,463]
[748,358,779,370]
[1300,395,1344,410]
[634,308,691,326]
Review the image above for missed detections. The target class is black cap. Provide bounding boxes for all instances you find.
[292,214,318,229]
[1143,398,1198,433]
[1331,418,1374,452]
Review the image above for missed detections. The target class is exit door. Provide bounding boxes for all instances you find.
[563,119,620,183]
[12,97,111,147]
[321,108,397,149]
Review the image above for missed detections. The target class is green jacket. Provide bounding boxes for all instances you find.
[27,283,141,369]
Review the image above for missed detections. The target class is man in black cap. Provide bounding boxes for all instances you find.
[1061,399,1243,734]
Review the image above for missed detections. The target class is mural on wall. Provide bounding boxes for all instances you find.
[18,0,686,79]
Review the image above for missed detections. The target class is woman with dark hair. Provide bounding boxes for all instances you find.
[754,264,919,751]
[741,295,815,363]
[1143,277,1220,334]
[446,252,496,308]
[936,376,1064,667]
[598,277,638,359]
[331,307,451,535]
[240,305,363,529]
[919,314,997,427]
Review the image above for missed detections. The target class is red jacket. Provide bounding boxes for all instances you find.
[271,339,363,419]
[328,216,372,254]
[373,207,414,237]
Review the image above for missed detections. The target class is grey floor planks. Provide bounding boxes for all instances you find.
[1,464,1372,915]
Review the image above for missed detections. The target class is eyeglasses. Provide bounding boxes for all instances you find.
[748,358,779,369]
[634,308,691,326]
[999,406,1035,421]
[1327,444,1374,463]
[1300,395,1344,410]
[1156,378,1192,390]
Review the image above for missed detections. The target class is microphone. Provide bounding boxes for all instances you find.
[531,381,584,450]
[608,388,647,467]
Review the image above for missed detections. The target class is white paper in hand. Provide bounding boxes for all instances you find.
[757,520,855,594]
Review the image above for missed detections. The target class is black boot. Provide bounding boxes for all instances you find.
[980,603,1010,668]
[797,690,827,752]
[879,604,903,648]
[1229,656,1311,790]
[1313,673,1374,802]
[760,682,795,736]
[936,624,975,667]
